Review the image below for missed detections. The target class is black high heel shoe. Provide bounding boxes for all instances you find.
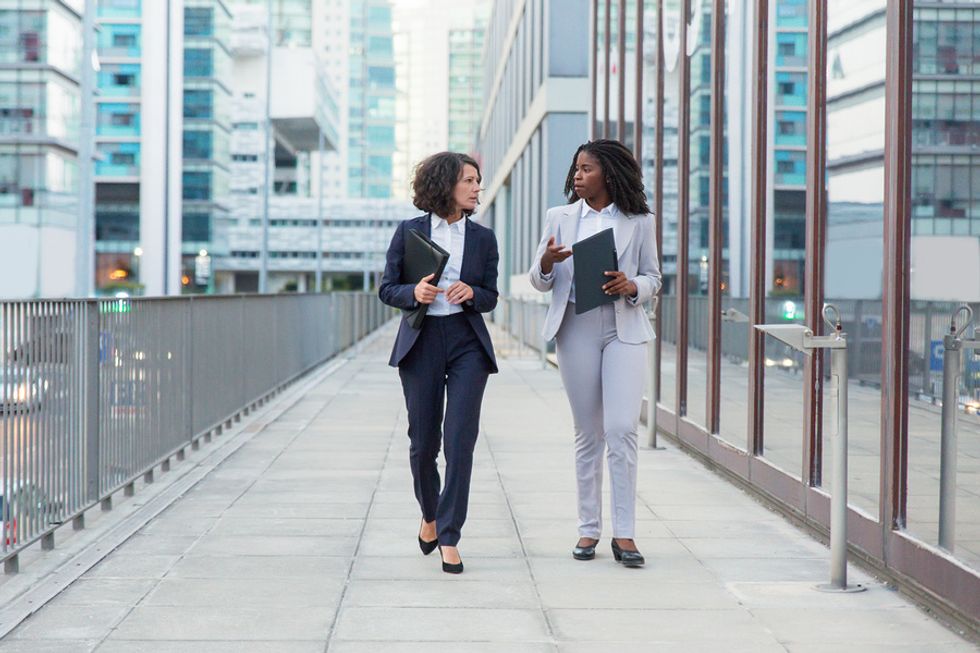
[572,538,598,560]
[611,539,645,568]
[418,521,438,556]
[438,545,464,574]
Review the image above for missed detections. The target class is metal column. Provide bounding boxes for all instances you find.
[939,305,980,553]
[756,305,865,593]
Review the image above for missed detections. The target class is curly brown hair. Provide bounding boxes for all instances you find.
[412,152,482,218]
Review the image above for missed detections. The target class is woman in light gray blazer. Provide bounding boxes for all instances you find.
[528,139,661,567]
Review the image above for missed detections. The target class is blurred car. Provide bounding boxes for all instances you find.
[0,367,47,413]
[0,481,64,546]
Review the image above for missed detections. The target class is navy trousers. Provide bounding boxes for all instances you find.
[398,313,492,546]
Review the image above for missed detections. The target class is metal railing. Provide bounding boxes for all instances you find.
[0,292,392,569]
[499,297,552,366]
[659,296,980,403]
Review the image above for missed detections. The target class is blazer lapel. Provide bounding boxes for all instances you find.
[460,219,478,282]
[612,212,637,262]
[556,199,582,248]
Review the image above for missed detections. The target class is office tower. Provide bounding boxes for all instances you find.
[475,0,591,294]
[181,0,234,293]
[0,0,85,298]
[94,0,184,297]
[391,0,489,199]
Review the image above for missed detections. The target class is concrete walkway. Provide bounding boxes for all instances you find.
[0,326,974,652]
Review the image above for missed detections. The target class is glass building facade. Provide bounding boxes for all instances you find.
[0,1,82,231]
[94,0,143,294]
[598,0,980,627]
[447,19,487,154]
[348,0,395,199]
[181,0,233,293]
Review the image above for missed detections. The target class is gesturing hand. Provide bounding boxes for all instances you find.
[540,236,572,274]
[414,273,444,304]
[602,271,637,297]
[446,281,474,305]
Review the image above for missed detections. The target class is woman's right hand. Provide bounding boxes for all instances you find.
[414,273,444,304]
[540,236,572,275]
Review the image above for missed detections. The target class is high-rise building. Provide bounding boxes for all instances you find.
[180,0,234,294]
[217,0,341,292]
[769,0,808,297]
[94,0,184,297]
[347,0,395,199]
[0,0,85,298]
[390,0,489,199]
[447,19,487,155]
[475,0,590,295]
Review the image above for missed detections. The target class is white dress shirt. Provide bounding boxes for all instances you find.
[426,214,466,316]
[567,201,619,303]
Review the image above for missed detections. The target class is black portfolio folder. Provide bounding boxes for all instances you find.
[403,228,450,329]
[572,227,618,315]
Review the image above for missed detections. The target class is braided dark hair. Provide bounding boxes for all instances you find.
[563,139,650,215]
[412,152,482,218]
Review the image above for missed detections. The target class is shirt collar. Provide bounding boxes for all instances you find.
[431,214,467,232]
[580,201,618,219]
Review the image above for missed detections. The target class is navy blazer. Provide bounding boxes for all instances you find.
[378,214,499,373]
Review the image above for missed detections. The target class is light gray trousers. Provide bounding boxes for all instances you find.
[555,302,647,539]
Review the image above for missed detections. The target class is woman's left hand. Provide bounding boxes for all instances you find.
[446,281,475,305]
[603,271,638,297]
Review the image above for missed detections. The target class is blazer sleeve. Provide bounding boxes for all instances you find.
[468,228,499,313]
[528,208,559,292]
[378,221,419,311]
[627,213,663,306]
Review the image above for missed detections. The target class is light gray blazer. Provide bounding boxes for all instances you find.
[528,199,662,343]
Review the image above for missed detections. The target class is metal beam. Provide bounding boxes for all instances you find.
[748,0,768,455]
[803,0,828,487]
[676,0,691,417]
[706,0,725,434]
[880,0,914,531]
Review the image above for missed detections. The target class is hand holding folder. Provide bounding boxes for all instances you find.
[403,229,451,329]
[572,227,618,315]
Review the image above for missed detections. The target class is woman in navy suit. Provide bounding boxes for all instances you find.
[378,152,499,574]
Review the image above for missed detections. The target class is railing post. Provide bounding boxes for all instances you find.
[828,337,849,589]
[757,305,864,593]
[939,305,979,552]
[83,299,101,510]
[518,298,526,357]
[647,300,663,449]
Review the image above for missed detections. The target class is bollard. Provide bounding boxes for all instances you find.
[939,305,980,553]
[755,304,864,593]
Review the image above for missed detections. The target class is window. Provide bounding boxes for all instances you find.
[182,212,211,242]
[184,48,213,77]
[183,171,212,200]
[184,7,214,37]
[113,33,136,48]
[183,89,213,119]
[183,130,212,159]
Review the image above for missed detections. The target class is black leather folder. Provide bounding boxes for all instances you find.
[403,228,450,329]
[572,227,618,315]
